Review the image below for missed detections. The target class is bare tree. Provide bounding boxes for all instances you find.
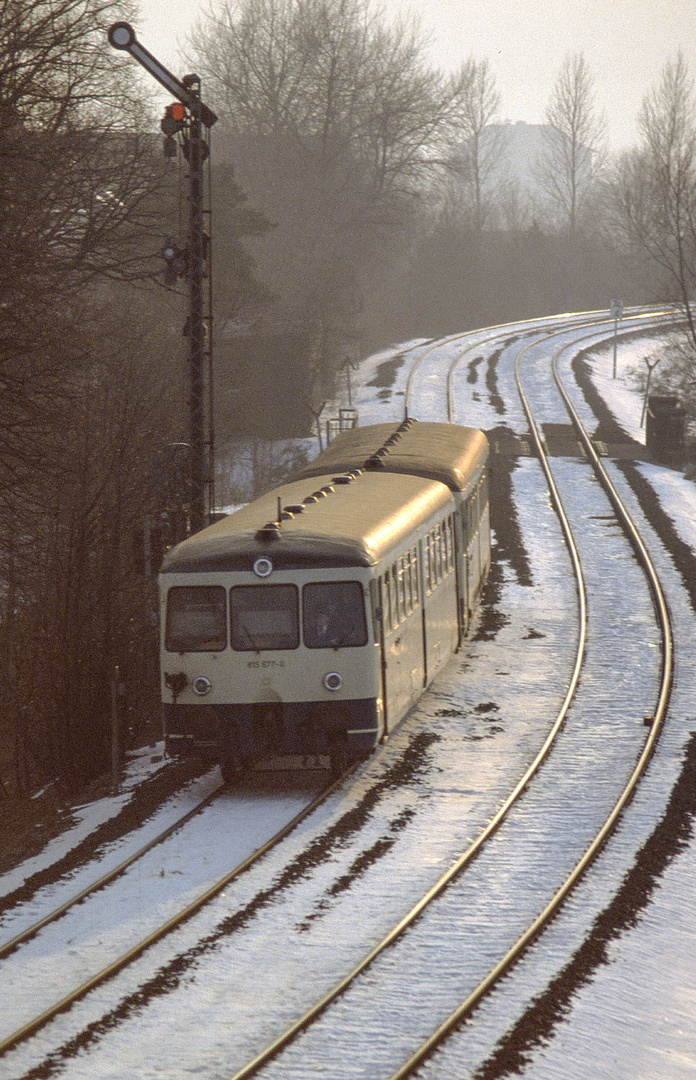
[537,53,606,237]
[612,52,696,344]
[193,0,468,193]
[191,0,472,419]
[445,57,502,231]
[0,0,198,793]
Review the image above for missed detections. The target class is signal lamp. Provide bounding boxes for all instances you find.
[161,239,183,287]
[161,102,186,135]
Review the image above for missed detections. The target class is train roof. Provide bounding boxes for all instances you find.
[160,470,453,573]
[293,420,488,496]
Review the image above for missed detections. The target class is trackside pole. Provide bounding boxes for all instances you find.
[107,23,218,534]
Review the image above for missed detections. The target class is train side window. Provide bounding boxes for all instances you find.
[424,535,431,594]
[410,546,419,606]
[399,555,410,615]
[427,531,434,588]
[432,532,438,589]
[390,568,397,628]
[302,581,367,648]
[165,586,227,652]
[380,570,391,630]
[466,493,475,538]
[230,585,299,651]
[391,561,400,624]
[435,523,443,583]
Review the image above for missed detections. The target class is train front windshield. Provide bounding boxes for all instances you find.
[165,587,227,652]
[302,582,367,648]
[165,581,367,652]
[230,585,299,651]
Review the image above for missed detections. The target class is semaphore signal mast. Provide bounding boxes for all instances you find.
[108,22,218,535]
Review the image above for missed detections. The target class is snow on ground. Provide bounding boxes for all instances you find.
[0,745,176,900]
[493,324,696,1080]
[4,315,696,1080]
[330,319,696,1079]
[2,455,588,1080]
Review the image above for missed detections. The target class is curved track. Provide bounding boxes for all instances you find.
[0,779,224,962]
[384,318,675,1078]
[1,311,683,1080]
[210,311,677,1080]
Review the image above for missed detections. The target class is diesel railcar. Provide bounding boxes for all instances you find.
[159,420,490,779]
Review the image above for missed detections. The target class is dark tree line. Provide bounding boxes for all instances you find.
[0,0,199,794]
[191,0,477,441]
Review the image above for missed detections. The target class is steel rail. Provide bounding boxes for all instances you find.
[387,320,676,1080]
[223,308,679,1080]
[7,311,677,1073]
[223,329,593,1080]
[442,306,677,425]
[225,309,679,1080]
[0,772,349,1059]
[0,776,224,962]
[400,305,669,422]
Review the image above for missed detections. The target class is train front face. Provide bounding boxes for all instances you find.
[160,564,381,767]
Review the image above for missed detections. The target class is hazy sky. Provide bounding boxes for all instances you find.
[132,0,696,150]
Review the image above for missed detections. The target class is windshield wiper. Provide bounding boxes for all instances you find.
[242,624,261,652]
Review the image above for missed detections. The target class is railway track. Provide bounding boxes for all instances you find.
[1,311,685,1080]
[378,318,677,1078]
[0,771,342,1061]
[399,306,667,423]
[217,313,678,1079]
[0,777,225,962]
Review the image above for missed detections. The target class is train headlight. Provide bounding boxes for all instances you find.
[253,557,273,577]
[323,671,342,692]
[192,676,212,696]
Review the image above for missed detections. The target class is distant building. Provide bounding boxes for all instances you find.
[448,120,592,231]
[482,121,549,199]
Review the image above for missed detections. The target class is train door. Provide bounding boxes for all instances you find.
[479,469,491,580]
[371,577,389,739]
[465,486,482,619]
[418,537,429,686]
[383,559,412,724]
[452,508,468,644]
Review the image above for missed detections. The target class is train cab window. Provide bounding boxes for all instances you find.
[165,586,227,652]
[303,582,368,648]
[230,585,299,651]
